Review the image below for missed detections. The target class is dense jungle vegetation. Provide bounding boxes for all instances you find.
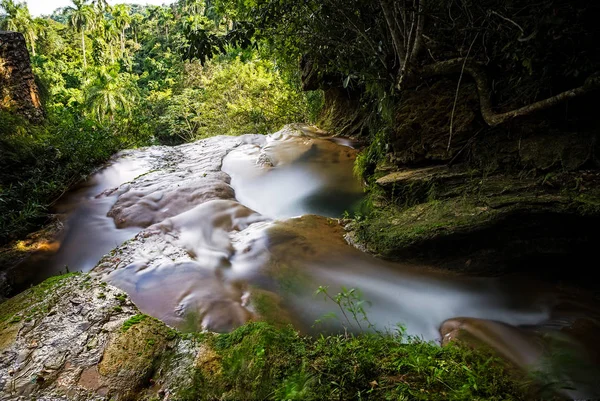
[0,0,319,243]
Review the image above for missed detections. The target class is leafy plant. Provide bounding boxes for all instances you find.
[314,285,374,333]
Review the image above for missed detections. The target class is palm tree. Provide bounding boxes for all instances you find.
[84,66,136,122]
[111,4,131,58]
[66,0,94,69]
[91,0,109,12]
[100,18,118,63]
[0,0,37,56]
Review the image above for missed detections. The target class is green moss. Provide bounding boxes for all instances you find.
[122,314,148,332]
[354,197,497,257]
[175,322,528,400]
[354,167,600,260]
[99,316,175,397]
[115,293,127,304]
[0,272,78,327]
[573,193,600,215]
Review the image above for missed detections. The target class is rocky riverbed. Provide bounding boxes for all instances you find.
[1,125,599,400]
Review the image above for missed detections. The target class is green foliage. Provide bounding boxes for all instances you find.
[158,55,310,141]
[83,64,139,122]
[177,321,528,400]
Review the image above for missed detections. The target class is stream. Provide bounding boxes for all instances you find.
[6,124,600,397]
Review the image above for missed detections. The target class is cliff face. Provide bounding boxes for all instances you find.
[0,31,44,122]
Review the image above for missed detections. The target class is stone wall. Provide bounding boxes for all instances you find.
[0,31,44,122]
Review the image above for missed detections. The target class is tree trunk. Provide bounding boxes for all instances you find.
[29,35,36,57]
[379,0,406,73]
[120,30,125,57]
[81,30,87,69]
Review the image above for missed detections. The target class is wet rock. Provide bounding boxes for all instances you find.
[107,136,240,229]
[0,274,139,400]
[440,317,600,400]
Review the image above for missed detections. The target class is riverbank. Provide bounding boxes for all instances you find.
[0,273,530,401]
[1,126,599,399]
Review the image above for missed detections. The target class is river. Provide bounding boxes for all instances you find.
[6,124,600,398]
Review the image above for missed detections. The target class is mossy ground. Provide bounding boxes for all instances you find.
[0,272,77,327]
[174,322,528,401]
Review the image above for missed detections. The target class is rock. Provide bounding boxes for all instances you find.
[0,31,44,122]
[353,166,600,278]
[0,273,218,400]
[107,136,239,229]
[440,316,600,400]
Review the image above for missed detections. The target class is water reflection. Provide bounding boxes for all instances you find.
[11,155,150,293]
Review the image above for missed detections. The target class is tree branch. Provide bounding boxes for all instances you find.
[380,0,406,75]
[420,58,600,127]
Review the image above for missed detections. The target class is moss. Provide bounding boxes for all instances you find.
[0,272,78,327]
[175,322,528,400]
[99,316,175,397]
[115,293,127,304]
[355,198,497,258]
[355,166,600,265]
[122,314,148,332]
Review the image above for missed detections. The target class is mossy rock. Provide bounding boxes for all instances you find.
[317,87,368,137]
[0,272,77,329]
[355,170,600,277]
[98,316,175,397]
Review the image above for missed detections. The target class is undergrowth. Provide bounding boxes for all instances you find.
[177,321,528,401]
[0,110,151,244]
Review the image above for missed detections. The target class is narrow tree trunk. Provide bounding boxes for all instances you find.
[409,0,425,63]
[380,0,406,72]
[81,30,87,69]
[120,30,125,57]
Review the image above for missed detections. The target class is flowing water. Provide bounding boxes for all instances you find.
[8,152,153,294]
[6,125,600,397]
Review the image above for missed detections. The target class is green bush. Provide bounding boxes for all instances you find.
[157,55,311,142]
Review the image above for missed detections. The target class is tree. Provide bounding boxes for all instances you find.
[0,0,37,56]
[91,0,109,13]
[84,65,137,122]
[99,18,118,63]
[211,0,600,128]
[66,0,95,69]
[111,4,131,58]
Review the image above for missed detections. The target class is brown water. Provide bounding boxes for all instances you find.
[9,125,600,397]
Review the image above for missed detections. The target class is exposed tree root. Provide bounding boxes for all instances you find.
[420,58,600,127]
